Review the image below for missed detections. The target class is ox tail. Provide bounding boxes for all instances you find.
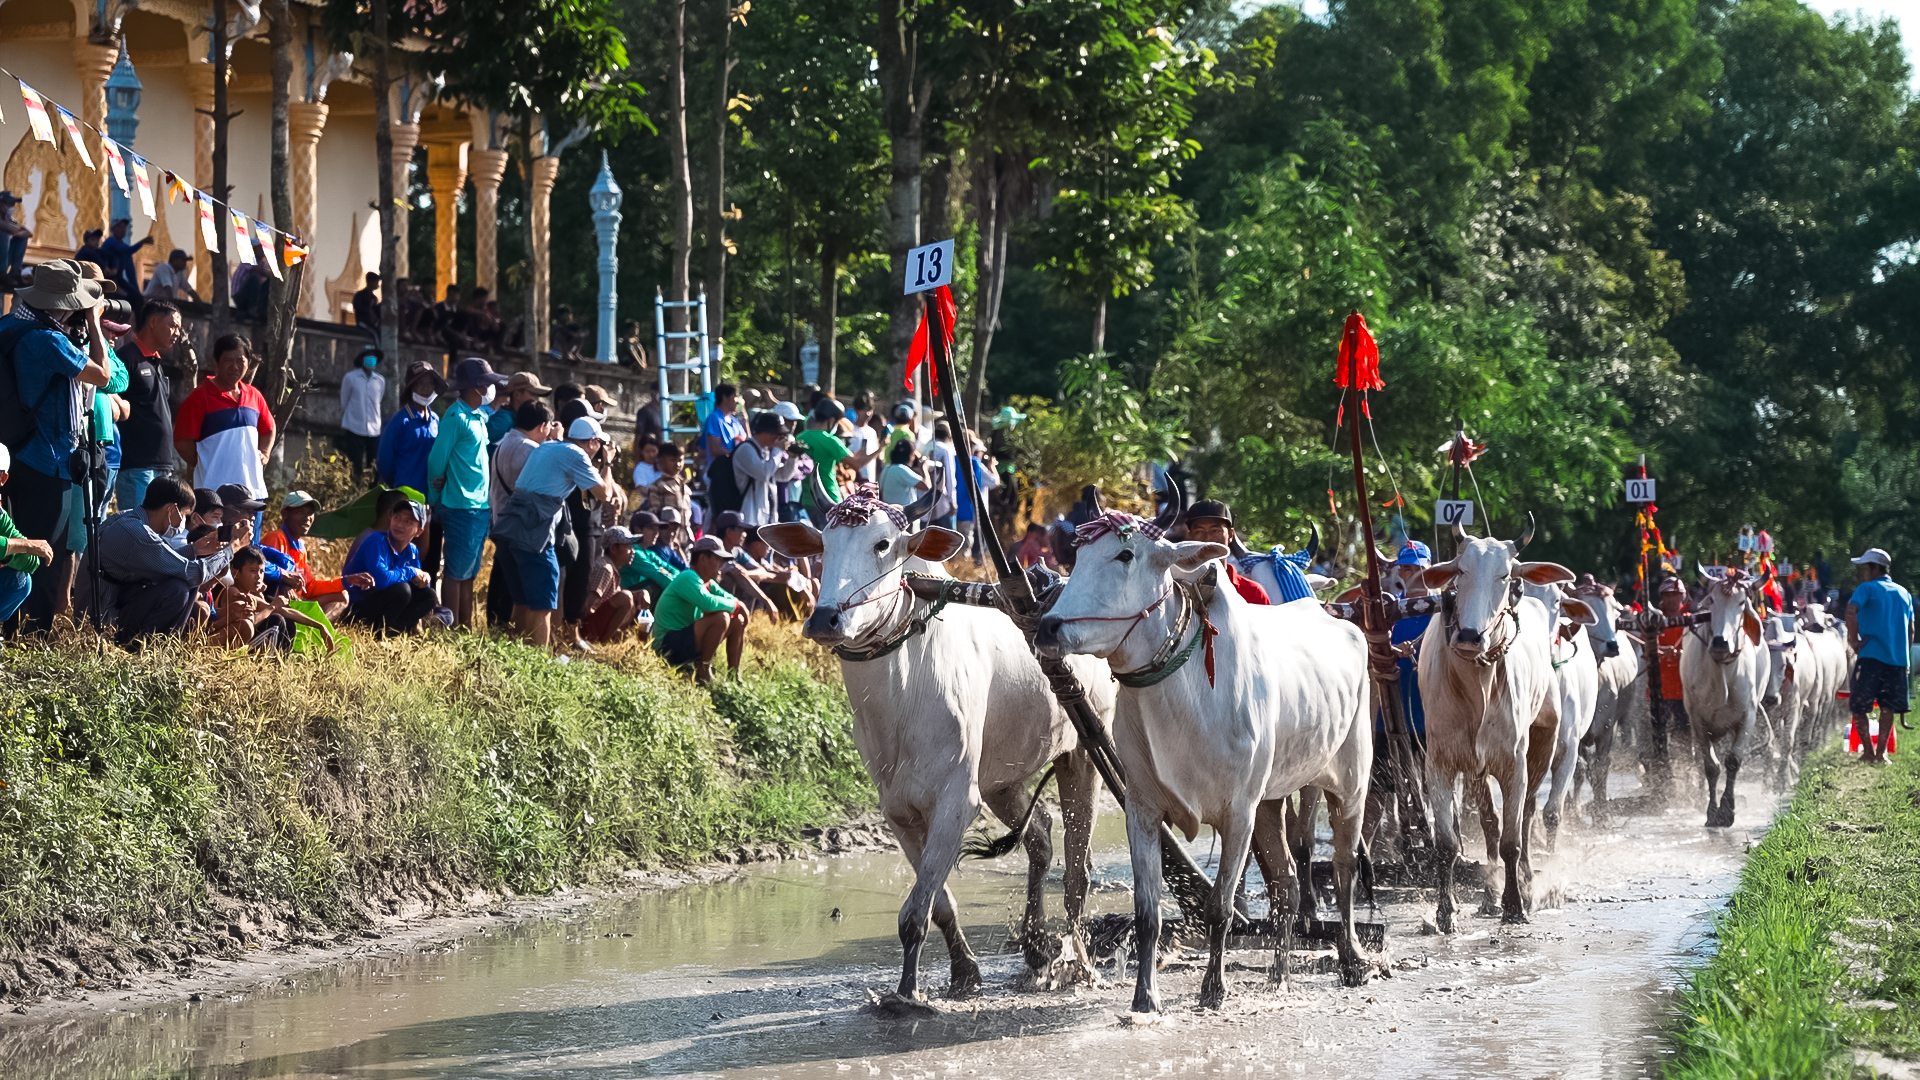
[1357,836,1379,913]
[962,763,1059,860]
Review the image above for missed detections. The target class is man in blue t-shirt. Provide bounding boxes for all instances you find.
[1845,547,1913,763]
[702,382,748,515]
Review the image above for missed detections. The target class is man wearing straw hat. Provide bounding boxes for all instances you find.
[0,260,115,632]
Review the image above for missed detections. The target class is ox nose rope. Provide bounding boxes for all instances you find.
[829,572,960,663]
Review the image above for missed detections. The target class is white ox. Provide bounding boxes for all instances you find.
[1417,521,1569,931]
[1568,585,1641,822]
[1679,569,1769,827]
[1034,513,1374,1011]
[1519,580,1602,846]
[1794,603,1853,754]
[1761,607,1849,785]
[762,486,1116,1007]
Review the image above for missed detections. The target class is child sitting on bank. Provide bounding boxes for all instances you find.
[210,546,339,652]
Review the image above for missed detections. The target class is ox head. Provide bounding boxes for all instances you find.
[1695,566,1765,665]
[1760,613,1798,706]
[759,478,959,648]
[1571,584,1626,660]
[1049,481,1184,574]
[1033,511,1225,660]
[1422,516,1574,660]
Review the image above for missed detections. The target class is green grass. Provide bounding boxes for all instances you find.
[1669,740,1920,1078]
[0,632,870,951]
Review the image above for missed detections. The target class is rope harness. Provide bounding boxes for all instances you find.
[1110,571,1221,689]
[830,572,959,663]
[1442,577,1524,667]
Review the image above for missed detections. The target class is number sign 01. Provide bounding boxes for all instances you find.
[1625,478,1657,503]
[1436,499,1474,528]
[904,239,954,294]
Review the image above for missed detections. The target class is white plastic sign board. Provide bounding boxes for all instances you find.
[1435,499,1474,527]
[904,239,954,294]
[1625,478,1657,503]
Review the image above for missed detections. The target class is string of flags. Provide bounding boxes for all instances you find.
[1,67,309,269]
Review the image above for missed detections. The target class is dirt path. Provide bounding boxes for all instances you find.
[3,770,1776,1079]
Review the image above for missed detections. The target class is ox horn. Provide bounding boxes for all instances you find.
[1515,511,1536,552]
[902,483,939,523]
[1151,478,1185,531]
[805,467,840,511]
[1304,521,1320,561]
[1229,534,1251,559]
[1451,521,1470,545]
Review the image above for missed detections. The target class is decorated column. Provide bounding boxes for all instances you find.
[589,151,622,364]
[425,139,467,304]
[287,101,328,315]
[388,121,420,280]
[528,153,561,355]
[69,38,118,239]
[185,58,217,293]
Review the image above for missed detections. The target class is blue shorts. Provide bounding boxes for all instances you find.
[653,624,701,668]
[1851,657,1910,713]
[439,506,489,581]
[508,545,561,612]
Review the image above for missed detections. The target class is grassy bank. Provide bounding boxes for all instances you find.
[1669,743,1920,1077]
[0,630,866,988]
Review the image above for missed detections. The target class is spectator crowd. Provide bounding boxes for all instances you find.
[0,255,1010,687]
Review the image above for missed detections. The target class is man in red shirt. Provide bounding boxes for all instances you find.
[1184,500,1270,605]
[173,333,275,500]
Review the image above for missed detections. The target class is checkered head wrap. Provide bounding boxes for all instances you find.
[822,483,909,531]
[1073,511,1165,547]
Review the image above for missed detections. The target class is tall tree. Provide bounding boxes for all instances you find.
[707,0,740,362]
[878,0,931,393]
[261,0,299,423]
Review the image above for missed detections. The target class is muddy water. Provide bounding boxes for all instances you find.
[9,767,1776,1079]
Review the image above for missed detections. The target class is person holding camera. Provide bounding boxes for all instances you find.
[0,261,115,633]
[732,410,801,528]
[95,476,251,647]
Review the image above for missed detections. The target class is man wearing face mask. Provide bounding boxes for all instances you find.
[0,261,115,633]
[428,357,508,629]
[338,345,385,480]
[95,476,251,647]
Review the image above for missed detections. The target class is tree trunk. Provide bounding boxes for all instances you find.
[964,154,1011,424]
[878,0,926,397]
[1091,295,1106,357]
[668,0,694,368]
[818,236,838,397]
[262,0,298,425]
[210,0,231,335]
[372,0,398,360]
[520,113,537,355]
[705,0,733,367]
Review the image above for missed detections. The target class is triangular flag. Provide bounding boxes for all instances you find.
[130,154,156,218]
[904,284,956,394]
[165,170,190,205]
[53,106,93,168]
[282,238,308,267]
[253,221,283,280]
[18,82,55,143]
[196,192,219,249]
[230,210,255,264]
[101,138,128,195]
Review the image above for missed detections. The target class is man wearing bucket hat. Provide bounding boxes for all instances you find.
[1845,547,1912,763]
[428,357,509,629]
[0,260,115,632]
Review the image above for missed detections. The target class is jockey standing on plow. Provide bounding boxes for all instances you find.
[1183,500,1271,606]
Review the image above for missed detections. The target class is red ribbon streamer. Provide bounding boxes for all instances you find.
[1334,311,1384,392]
[904,285,956,394]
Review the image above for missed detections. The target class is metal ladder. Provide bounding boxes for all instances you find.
[654,288,711,441]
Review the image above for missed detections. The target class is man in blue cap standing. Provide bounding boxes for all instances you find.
[1386,540,1435,747]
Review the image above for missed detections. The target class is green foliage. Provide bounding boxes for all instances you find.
[1004,352,1187,511]
[1671,744,1920,1074]
[0,637,869,949]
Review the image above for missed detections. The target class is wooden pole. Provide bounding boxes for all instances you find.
[1637,454,1672,793]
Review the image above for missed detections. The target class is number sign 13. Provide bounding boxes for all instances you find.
[904,239,954,294]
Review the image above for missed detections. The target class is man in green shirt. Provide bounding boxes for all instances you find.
[428,357,508,628]
[0,443,53,630]
[652,534,747,684]
[796,397,880,523]
[620,511,679,596]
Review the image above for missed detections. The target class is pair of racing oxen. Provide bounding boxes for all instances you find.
[760,480,1805,1016]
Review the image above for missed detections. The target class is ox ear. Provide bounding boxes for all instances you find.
[907,526,965,563]
[758,522,824,560]
[1561,597,1598,625]
[1307,573,1337,592]
[1333,585,1363,605]
[1156,540,1228,572]
[1423,561,1460,589]
[1743,609,1763,647]
[1516,561,1575,586]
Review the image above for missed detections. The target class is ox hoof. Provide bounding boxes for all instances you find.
[1501,908,1529,926]
[1338,958,1372,988]
[1118,1010,1162,1027]
[1197,984,1227,1011]
[946,959,983,998]
[867,991,940,1019]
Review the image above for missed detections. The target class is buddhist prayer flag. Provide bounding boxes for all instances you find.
[253,221,282,279]
[129,154,156,218]
[101,138,128,194]
[165,170,189,205]
[53,105,92,168]
[230,210,255,264]
[196,191,219,248]
[18,82,54,143]
[282,238,308,267]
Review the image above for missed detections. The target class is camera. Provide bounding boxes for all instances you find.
[100,298,134,323]
[218,522,235,543]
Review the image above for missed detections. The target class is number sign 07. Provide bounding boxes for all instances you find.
[1436,499,1474,527]
[904,239,954,294]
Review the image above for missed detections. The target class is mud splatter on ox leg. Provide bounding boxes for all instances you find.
[1251,800,1296,989]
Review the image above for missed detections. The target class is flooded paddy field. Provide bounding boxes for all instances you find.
[3,768,1775,1079]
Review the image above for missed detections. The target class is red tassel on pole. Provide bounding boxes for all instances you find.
[905,285,957,393]
[1334,311,1384,391]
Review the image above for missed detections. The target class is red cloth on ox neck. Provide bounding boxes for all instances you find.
[904,285,956,393]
